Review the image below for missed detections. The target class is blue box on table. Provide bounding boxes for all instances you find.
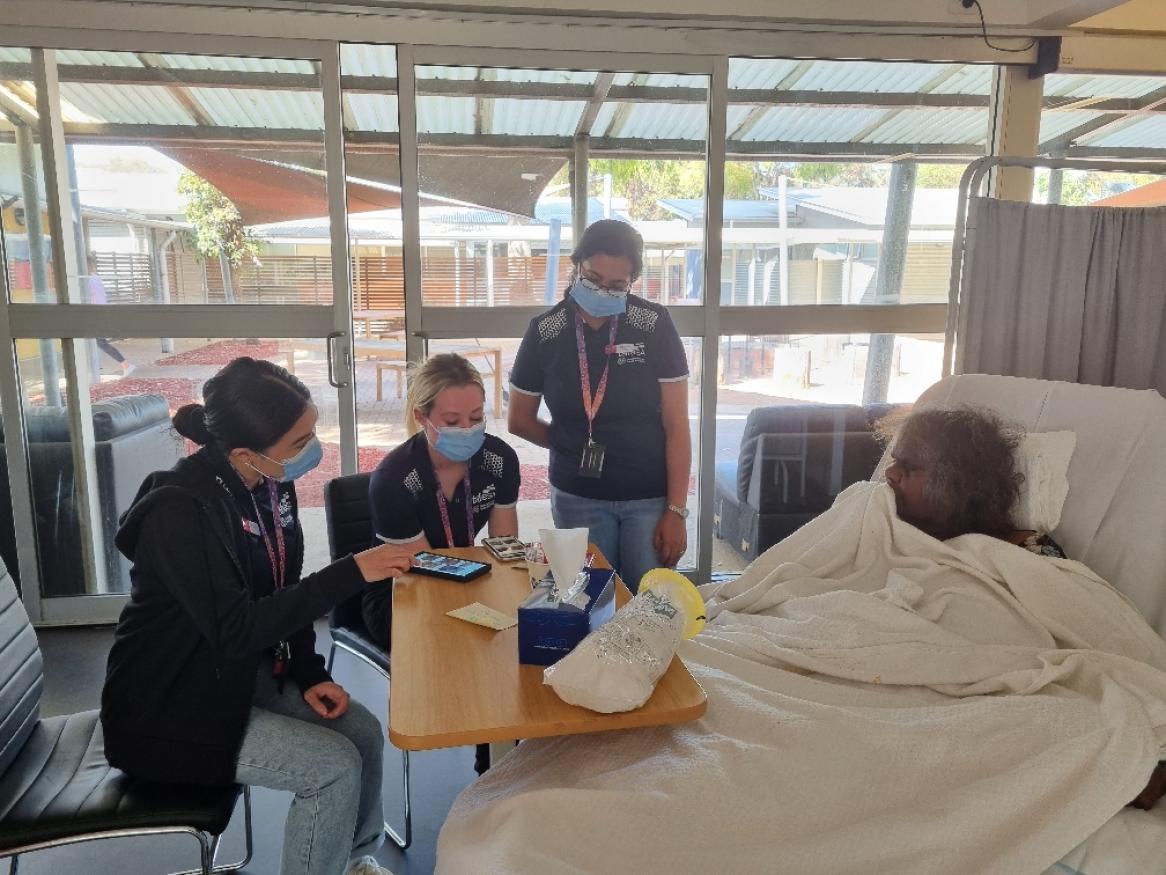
[517,567,617,666]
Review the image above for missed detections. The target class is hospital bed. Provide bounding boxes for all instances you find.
[437,373,1166,875]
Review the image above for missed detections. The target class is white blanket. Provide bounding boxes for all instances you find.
[437,483,1166,875]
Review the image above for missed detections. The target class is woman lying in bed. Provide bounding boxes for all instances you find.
[880,405,1064,554]
[881,404,1165,809]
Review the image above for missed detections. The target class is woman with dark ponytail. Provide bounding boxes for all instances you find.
[101,357,412,875]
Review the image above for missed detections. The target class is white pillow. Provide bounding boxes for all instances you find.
[1013,431,1076,533]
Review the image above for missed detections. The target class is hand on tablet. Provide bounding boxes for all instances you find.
[353,543,416,583]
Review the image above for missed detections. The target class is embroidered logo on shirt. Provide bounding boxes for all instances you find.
[614,341,647,366]
[472,483,497,512]
[404,469,423,496]
[625,304,658,333]
[482,449,505,478]
[537,308,568,343]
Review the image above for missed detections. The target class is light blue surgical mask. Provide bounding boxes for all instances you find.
[427,420,486,463]
[255,435,324,483]
[569,276,628,318]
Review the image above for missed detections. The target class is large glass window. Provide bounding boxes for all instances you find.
[413,65,708,308]
[723,59,992,307]
[25,49,337,306]
[17,336,343,597]
[1036,72,1166,205]
[711,332,943,573]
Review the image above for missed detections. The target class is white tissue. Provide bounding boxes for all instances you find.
[539,527,588,596]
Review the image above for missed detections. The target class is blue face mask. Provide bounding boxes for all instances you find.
[256,435,324,483]
[569,277,628,318]
[427,421,486,463]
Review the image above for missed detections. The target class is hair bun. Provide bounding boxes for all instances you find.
[172,403,214,445]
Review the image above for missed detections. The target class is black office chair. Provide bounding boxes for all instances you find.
[323,472,411,850]
[0,561,252,875]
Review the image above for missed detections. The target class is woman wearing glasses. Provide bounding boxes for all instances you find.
[508,219,691,593]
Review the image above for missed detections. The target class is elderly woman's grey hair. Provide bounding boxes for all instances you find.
[877,404,1025,538]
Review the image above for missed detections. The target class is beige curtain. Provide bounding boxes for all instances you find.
[959,197,1166,395]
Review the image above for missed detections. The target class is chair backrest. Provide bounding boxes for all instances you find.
[323,473,376,631]
[0,558,43,778]
[878,374,1166,636]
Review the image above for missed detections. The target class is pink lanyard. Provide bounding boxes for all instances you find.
[433,463,475,548]
[245,478,287,591]
[574,310,619,439]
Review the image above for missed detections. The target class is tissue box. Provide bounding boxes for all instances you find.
[517,567,617,665]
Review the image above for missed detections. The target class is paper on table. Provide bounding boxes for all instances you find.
[447,602,517,631]
[539,527,588,595]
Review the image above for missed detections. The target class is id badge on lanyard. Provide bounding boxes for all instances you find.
[575,311,618,479]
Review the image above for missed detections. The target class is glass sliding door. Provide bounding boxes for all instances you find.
[0,41,358,622]
[393,48,713,574]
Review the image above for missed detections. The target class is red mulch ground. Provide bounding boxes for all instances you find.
[157,340,280,367]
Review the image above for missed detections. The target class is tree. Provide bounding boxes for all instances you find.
[176,171,258,266]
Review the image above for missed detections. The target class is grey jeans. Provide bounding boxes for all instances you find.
[235,669,385,875]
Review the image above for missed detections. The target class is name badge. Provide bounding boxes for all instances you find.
[579,437,606,479]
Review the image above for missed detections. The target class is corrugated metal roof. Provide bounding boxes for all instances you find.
[1037,110,1104,144]
[58,82,193,125]
[738,106,888,143]
[417,95,475,135]
[1086,115,1166,149]
[1044,73,1165,101]
[6,52,1164,158]
[489,98,586,136]
[345,93,399,133]
[184,88,324,129]
[861,108,987,145]
[594,102,709,140]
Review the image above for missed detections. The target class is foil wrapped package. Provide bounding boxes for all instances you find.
[543,569,707,713]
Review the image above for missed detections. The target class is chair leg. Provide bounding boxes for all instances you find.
[8,855,17,875]
[326,640,338,675]
[385,747,412,849]
[170,786,254,875]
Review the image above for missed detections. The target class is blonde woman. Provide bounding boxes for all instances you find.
[363,353,520,649]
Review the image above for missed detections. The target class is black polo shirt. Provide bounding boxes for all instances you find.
[510,294,688,501]
[369,432,520,547]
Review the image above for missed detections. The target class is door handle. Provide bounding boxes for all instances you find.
[326,331,350,388]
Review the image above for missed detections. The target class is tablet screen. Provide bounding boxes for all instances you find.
[412,551,487,579]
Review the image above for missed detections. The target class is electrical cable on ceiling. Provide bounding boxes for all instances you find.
[962,0,1039,53]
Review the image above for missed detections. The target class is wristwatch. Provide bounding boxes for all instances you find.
[667,503,690,519]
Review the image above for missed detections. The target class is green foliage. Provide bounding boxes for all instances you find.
[177,171,258,266]
[546,159,969,220]
[1035,170,1160,206]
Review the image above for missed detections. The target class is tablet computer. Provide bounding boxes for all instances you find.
[409,550,491,582]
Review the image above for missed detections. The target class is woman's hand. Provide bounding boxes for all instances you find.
[653,510,687,569]
[353,544,416,583]
[304,681,349,719]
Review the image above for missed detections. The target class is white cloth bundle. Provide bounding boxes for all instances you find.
[543,571,705,713]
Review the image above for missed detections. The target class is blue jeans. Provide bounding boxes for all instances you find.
[234,669,385,875]
[551,486,666,594]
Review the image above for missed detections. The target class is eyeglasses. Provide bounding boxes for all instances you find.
[576,273,631,296]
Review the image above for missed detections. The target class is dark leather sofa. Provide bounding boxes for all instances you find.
[0,394,186,595]
[714,402,896,561]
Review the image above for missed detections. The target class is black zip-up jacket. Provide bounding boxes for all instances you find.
[100,448,365,787]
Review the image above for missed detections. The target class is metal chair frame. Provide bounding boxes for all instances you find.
[2,785,253,875]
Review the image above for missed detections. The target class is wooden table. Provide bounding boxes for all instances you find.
[388,546,708,751]
[283,339,503,413]
[353,309,405,337]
